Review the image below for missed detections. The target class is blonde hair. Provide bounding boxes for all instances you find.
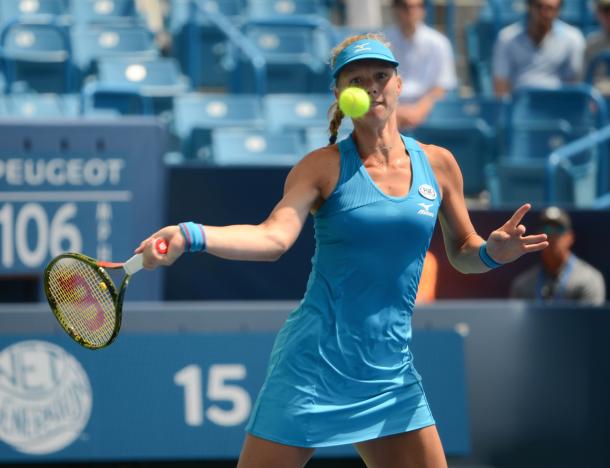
[327,32,393,145]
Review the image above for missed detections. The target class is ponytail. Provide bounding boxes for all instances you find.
[328,102,344,145]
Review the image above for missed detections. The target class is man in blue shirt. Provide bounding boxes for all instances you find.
[492,0,585,96]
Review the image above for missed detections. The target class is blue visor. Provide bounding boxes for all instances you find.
[332,39,399,79]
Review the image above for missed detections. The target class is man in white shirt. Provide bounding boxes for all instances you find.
[385,0,458,128]
[492,0,585,96]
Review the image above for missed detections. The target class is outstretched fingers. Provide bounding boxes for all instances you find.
[502,203,532,232]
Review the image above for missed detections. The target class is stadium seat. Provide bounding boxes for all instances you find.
[173,93,264,160]
[465,19,501,96]
[425,96,509,160]
[7,92,64,116]
[264,93,333,131]
[229,16,335,94]
[247,0,330,19]
[81,57,188,115]
[211,128,303,166]
[508,85,608,130]
[71,24,158,77]
[485,86,607,207]
[0,0,69,25]
[0,20,76,92]
[169,0,247,89]
[71,0,141,25]
[413,119,494,196]
[486,152,599,208]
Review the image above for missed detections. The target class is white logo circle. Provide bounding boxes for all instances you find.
[0,341,92,455]
[418,184,437,200]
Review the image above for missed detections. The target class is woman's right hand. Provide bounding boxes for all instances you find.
[134,225,186,269]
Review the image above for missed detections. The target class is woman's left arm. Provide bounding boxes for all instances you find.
[426,144,549,274]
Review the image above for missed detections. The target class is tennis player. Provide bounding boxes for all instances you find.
[136,33,549,468]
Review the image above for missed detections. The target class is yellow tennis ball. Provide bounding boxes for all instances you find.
[339,87,370,118]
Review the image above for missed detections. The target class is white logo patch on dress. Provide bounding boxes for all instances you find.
[417,202,434,217]
[418,184,437,200]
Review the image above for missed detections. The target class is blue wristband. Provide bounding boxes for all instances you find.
[179,222,207,253]
[479,242,503,269]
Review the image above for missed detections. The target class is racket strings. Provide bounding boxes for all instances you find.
[47,257,116,346]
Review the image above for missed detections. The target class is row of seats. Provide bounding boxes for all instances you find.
[0,0,334,26]
[7,84,604,208]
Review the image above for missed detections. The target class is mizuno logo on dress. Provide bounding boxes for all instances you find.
[354,43,372,53]
[417,202,434,217]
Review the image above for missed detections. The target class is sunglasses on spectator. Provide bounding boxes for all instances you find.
[599,5,610,14]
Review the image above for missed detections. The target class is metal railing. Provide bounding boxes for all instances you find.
[546,124,610,206]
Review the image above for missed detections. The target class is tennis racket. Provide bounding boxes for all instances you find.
[43,238,168,350]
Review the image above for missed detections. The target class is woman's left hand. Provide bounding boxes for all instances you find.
[485,204,549,265]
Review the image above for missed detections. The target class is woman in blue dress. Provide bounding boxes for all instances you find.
[137,33,548,468]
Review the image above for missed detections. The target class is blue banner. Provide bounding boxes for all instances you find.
[0,330,469,461]
[0,119,166,300]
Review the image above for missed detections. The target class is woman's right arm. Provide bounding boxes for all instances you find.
[135,149,332,269]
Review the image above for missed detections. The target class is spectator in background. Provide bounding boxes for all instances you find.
[510,207,606,305]
[584,0,610,95]
[492,0,585,97]
[385,0,457,128]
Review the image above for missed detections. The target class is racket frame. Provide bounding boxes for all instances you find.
[44,252,128,350]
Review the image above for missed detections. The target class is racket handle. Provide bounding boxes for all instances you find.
[124,238,169,275]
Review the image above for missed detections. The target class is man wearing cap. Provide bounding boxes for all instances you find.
[510,207,606,305]
[385,0,457,128]
[492,0,585,96]
[583,0,610,95]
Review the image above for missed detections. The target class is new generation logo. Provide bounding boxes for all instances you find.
[0,341,92,455]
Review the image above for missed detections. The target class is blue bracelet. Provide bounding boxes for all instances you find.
[479,242,503,269]
[179,222,207,253]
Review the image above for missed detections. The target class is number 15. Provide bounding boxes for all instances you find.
[174,364,251,427]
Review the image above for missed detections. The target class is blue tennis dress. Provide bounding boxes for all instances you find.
[246,134,441,447]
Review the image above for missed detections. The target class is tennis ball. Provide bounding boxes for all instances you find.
[339,87,370,118]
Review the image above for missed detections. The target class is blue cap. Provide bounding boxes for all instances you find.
[332,39,399,79]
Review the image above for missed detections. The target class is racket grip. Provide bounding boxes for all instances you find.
[124,238,169,275]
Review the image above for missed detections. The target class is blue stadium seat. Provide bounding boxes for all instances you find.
[303,118,353,153]
[501,85,607,162]
[71,24,158,76]
[169,0,247,89]
[0,0,69,25]
[71,0,141,25]
[0,20,76,92]
[81,81,154,115]
[425,96,509,160]
[7,92,64,116]
[84,57,188,115]
[211,128,303,166]
[465,19,500,96]
[485,86,607,207]
[229,16,335,94]
[264,93,333,131]
[413,119,494,196]
[247,0,329,19]
[486,153,599,208]
[508,85,608,131]
[60,93,80,116]
[173,93,264,160]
